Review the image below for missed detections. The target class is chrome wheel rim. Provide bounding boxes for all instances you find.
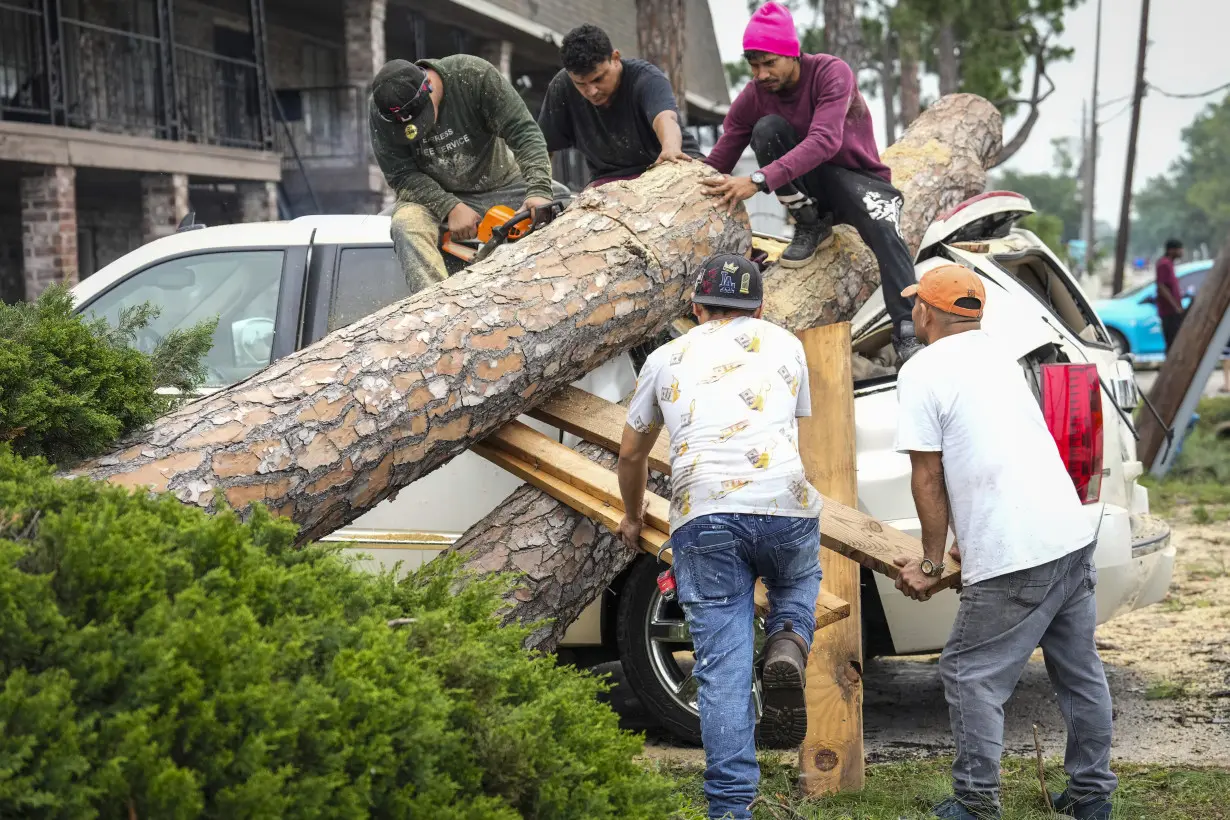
[641,586,767,721]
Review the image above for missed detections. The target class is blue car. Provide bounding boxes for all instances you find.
[1093,259,1214,360]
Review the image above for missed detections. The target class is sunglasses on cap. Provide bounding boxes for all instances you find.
[378,79,432,123]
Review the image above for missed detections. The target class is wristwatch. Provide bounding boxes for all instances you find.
[920,558,945,578]
[750,170,768,193]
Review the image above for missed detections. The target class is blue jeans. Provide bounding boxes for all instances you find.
[672,512,823,820]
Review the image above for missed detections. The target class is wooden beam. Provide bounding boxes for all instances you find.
[814,589,853,630]
[797,323,864,794]
[478,423,852,625]
[487,420,672,533]
[529,385,673,474]
[472,441,673,559]
[529,384,960,591]
[822,500,960,591]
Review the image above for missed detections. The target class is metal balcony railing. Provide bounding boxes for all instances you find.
[61,19,165,137]
[176,45,264,149]
[0,0,52,123]
[0,0,273,151]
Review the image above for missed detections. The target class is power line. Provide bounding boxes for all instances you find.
[1098,99,1133,126]
[1147,79,1230,100]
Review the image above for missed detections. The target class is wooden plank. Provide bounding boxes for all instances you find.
[473,442,673,560]
[529,385,673,474]
[487,421,672,534]
[529,385,961,590]
[478,425,851,626]
[797,323,864,794]
[822,500,961,592]
[814,589,852,630]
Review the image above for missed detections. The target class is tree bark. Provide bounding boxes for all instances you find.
[936,22,960,95]
[68,164,749,544]
[452,94,1004,652]
[878,33,899,146]
[824,0,864,70]
[899,35,922,127]
[636,0,687,123]
[1138,238,1230,468]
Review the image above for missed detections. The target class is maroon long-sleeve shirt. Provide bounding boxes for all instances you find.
[1155,256,1183,317]
[705,53,890,190]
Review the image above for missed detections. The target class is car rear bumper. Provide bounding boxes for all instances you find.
[875,506,1174,654]
[1096,513,1173,619]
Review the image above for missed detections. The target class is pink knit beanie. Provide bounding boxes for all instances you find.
[743,2,800,57]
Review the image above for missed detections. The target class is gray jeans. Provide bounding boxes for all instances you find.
[939,543,1117,810]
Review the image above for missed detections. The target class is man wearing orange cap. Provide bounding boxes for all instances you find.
[892,265,1116,820]
[701,1,922,363]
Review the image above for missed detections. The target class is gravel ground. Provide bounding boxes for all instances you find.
[621,511,1230,768]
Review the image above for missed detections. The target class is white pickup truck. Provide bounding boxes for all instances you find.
[71,191,1173,745]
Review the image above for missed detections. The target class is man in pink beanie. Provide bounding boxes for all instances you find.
[704,1,922,364]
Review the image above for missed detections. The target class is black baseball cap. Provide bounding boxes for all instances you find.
[692,253,763,309]
[372,59,435,145]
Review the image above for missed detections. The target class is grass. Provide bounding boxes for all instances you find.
[1145,680,1190,700]
[1141,395,1230,517]
[660,757,1230,819]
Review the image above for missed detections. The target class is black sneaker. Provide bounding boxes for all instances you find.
[931,796,1001,820]
[892,333,925,365]
[758,621,809,748]
[779,205,833,268]
[1051,789,1112,820]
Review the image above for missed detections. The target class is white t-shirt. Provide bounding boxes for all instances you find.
[628,316,822,532]
[893,329,1096,586]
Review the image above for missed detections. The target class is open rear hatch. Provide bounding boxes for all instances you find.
[917,191,1036,259]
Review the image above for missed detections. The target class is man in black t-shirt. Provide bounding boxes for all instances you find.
[538,24,703,188]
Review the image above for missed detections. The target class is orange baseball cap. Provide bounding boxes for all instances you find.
[901,264,986,318]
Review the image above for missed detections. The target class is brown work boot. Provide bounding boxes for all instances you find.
[759,620,810,748]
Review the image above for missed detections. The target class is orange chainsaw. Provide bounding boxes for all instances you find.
[440,198,569,265]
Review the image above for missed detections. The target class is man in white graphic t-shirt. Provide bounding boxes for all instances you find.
[892,264,1116,820]
[616,253,821,820]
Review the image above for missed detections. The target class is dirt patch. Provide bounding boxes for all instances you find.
[630,511,1230,768]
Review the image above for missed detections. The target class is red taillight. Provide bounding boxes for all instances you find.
[1041,364,1103,504]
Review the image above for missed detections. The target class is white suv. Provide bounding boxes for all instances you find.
[70,192,1173,745]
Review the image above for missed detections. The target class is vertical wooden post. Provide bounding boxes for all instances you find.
[796,323,864,794]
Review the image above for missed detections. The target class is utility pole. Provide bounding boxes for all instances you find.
[1112,0,1150,295]
[1083,0,1103,278]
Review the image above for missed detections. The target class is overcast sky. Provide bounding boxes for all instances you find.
[707,0,1230,222]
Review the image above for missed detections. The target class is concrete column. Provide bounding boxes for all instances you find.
[344,0,386,86]
[21,166,78,299]
[240,182,279,223]
[141,173,189,243]
[344,0,386,167]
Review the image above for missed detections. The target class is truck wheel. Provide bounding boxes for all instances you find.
[615,557,774,747]
[615,556,703,745]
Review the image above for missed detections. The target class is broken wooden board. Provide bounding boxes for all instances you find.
[477,424,851,625]
[528,385,962,592]
[813,589,853,630]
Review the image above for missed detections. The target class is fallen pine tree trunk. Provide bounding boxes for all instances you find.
[68,164,749,543]
[450,93,1003,651]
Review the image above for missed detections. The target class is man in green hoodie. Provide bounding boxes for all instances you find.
[370,57,558,291]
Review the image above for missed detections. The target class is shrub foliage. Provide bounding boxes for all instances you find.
[0,448,675,818]
[0,287,215,465]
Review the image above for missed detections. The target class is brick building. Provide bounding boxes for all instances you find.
[0,0,730,303]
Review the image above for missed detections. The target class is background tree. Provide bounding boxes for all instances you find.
[730,0,1081,158]
[636,0,688,121]
[1129,93,1230,258]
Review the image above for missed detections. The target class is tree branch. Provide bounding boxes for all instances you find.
[991,37,1056,167]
